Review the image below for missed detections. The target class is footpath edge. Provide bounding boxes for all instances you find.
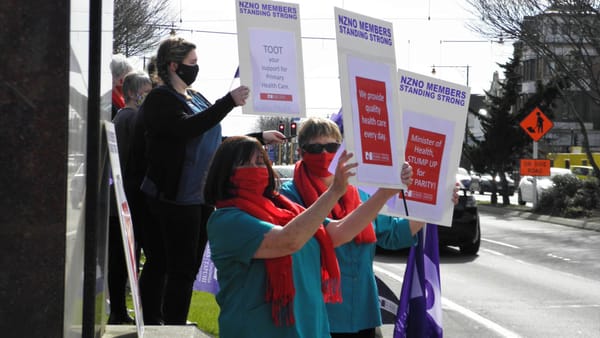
[478,204,600,232]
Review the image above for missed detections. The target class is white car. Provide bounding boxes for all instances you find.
[517,167,572,205]
[456,167,473,190]
[273,164,295,183]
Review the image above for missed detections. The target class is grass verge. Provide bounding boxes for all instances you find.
[125,290,220,337]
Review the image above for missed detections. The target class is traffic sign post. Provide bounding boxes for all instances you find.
[520,107,554,207]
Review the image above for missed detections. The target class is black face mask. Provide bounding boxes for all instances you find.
[176,63,199,86]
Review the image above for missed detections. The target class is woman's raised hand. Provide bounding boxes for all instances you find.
[330,150,357,197]
[401,161,413,186]
[231,85,250,106]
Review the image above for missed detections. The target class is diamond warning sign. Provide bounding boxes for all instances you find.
[520,107,553,141]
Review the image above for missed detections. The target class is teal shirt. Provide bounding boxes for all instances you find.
[280,182,417,333]
[207,207,331,338]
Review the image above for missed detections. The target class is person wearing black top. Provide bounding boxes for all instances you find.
[134,37,285,325]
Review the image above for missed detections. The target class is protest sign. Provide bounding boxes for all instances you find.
[236,0,305,117]
[105,122,145,335]
[385,69,469,226]
[334,7,404,188]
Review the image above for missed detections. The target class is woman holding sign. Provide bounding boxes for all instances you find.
[138,37,285,325]
[204,135,410,338]
[280,117,457,338]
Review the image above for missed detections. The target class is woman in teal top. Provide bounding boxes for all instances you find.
[208,209,330,337]
[203,136,413,338]
[279,117,454,338]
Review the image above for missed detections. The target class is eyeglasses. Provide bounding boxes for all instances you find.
[302,143,341,154]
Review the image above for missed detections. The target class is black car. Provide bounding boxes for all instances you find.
[437,188,481,255]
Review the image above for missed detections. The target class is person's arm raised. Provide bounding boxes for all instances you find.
[253,151,357,259]
[326,162,417,247]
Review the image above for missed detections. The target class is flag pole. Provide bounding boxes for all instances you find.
[400,190,409,216]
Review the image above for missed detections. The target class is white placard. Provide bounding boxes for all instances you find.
[105,122,145,335]
[236,0,305,117]
[384,69,470,226]
[334,7,404,189]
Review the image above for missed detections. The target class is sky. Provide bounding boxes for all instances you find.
[137,0,514,135]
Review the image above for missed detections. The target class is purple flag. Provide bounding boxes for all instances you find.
[193,243,220,294]
[394,223,443,338]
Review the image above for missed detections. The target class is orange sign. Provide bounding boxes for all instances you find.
[520,159,551,176]
[520,107,553,141]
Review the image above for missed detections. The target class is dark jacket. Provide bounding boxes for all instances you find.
[141,85,236,200]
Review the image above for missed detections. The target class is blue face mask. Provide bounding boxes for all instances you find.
[176,63,199,86]
[135,93,146,107]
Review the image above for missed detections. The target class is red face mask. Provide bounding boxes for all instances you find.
[302,152,336,177]
[230,167,270,196]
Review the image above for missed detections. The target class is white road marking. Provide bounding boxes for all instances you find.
[482,238,520,249]
[547,253,572,261]
[374,264,522,338]
[482,248,507,256]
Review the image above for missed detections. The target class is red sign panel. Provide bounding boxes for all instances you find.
[520,159,551,176]
[520,107,553,141]
[259,93,293,101]
[355,76,392,166]
[404,127,446,205]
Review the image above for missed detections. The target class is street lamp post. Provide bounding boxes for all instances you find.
[431,64,470,87]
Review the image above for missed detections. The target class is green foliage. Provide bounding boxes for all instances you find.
[188,291,220,337]
[125,286,220,336]
[535,175,600,218]
[465,44,565,205]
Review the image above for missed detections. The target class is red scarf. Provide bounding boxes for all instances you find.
[215,167,341,326]
[293,160,377,244]
[112,85,125,110]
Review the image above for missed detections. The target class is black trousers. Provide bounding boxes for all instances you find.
[140,195,213,325]
[331,328,376,338]
[135,191,166,325]
[107,215,129,318]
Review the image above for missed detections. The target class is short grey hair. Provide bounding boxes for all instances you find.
[122,71,152,102]
[110,54,133,79]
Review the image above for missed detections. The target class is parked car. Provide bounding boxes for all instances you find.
[517,167,572,205]
[438,185,481,255]
[570,165,594,180]
[478,173,515,196]
[456,167,473,191]
[468,170,481,194]
[273,164,295,184]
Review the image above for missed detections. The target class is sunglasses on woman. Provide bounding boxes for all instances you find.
[302,143,341,154]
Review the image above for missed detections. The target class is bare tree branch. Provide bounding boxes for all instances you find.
[466,0,600,176]
[113,0,175,57]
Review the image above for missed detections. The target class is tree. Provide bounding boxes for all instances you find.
[465,0,600,178]
[113,0,174,57]
[256,116,294,133]
[465,47,527,204]
[465,45,564,205]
